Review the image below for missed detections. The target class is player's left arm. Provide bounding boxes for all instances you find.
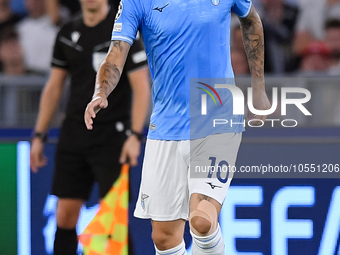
[119,66,150,166]
[239,5,271,125]
[85,40,130,130]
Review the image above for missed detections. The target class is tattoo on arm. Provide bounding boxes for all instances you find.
[98,63,121,97]
[198,194,211,202]
[95,40,124,97]
[112,40,124,53]
[239,5,264,79]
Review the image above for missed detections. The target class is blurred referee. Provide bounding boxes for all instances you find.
[30,0,150,254]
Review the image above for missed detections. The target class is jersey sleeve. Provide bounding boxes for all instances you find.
[124,34,148,72]
[51,29,68,69]
[231,0,252,18]
[111,0,143,45]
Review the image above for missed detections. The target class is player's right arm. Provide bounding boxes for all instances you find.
[30,67,67,173]
[84,40,131,130]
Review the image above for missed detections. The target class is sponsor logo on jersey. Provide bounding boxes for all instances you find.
[116,121,124,132]
[211,0,220,6]
[152,3,169,12]
[92,52,106,72]
[115,2,123,21]
[206,182,222,189]
[71,31,80,43]
[149,123,156,130]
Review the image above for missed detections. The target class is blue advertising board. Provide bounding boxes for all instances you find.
[1,128,339,254]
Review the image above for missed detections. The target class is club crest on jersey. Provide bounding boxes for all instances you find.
[141,193,149,209]
[211,0,220,6]
[115,2,123,21]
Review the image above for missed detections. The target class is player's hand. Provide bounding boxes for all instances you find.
[247,87,271,126]
[84,96,108,130]
[30,138,47,173]
[119,134,141,167]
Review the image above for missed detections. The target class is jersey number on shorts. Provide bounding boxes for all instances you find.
[207,157,230,183]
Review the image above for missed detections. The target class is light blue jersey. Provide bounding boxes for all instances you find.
[112,0,251,140]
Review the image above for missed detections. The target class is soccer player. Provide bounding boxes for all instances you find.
[30,0,150,254]
[85,0,271,254]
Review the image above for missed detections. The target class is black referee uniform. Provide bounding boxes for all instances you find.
[51,5,147,200]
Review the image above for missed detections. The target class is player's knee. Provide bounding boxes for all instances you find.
[190,215,212,235]
[152,230,172,250]
[56,202,81,229]
[56,209,78,228]
[189,200,218,236]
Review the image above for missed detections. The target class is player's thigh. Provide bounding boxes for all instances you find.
[189,132,242,205]
[189,193,221,214]
[134,139,189,221]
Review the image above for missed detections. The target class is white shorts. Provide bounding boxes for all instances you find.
[134,132,242,221]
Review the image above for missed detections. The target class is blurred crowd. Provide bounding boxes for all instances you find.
[0,0,78,76]
[0,0,340,76]
[231,0,340,76]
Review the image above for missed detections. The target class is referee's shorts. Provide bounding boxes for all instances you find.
[51,118,128,200]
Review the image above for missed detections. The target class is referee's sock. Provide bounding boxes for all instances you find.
[54,227,78,255]
[190,224,224,255]
[155,239,187,255]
